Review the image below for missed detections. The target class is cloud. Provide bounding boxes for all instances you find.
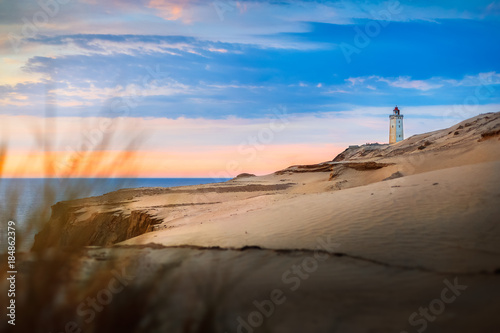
[25,34,217,56]
[346,75,444,91]
[147,0,190,21]
[346,77,366,86]
[378,76,444,91]
[485,1,500,15]
[3,103,500,176]
[2,1,500,121]
[447,71,500,87]
[4,103,500,151]
[344,72,500,93]
[1,0,496,55]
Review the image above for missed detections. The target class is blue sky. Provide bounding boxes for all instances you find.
[1,0,500,176]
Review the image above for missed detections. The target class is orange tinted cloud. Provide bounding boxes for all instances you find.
[148,0,189,21]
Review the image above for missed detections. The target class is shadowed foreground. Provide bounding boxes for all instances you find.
[2,244,500,333]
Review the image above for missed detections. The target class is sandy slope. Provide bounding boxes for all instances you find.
[122,160,500,273]
[119,113,500,275]
[22,111,500,333]
[33,112,500,260]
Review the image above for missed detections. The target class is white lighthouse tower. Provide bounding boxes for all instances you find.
[389,106,404,144]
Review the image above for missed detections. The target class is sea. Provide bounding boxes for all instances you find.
[0,178,229,251]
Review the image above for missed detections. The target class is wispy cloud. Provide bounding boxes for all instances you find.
[447,71,500,87]
[1,1,500,129]
[377,76,444,91]
[344,73,500,92]
[147,0,189,21]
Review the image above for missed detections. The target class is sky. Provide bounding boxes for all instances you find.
[1,0,499,177]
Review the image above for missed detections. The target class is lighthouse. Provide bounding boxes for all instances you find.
[389,106,404,144]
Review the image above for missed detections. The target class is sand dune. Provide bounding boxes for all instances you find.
[123,160,500,273]
[26,112,500,333]
[34,112,500,251]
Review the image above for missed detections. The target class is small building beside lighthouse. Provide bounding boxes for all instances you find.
[389,106,404,144]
